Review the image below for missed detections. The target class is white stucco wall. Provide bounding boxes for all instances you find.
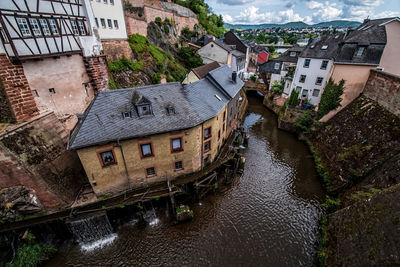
[197,42,229,66]
[289,57,333,106]
[89,0,128,40]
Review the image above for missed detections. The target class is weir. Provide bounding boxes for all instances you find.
[67,212,117,250]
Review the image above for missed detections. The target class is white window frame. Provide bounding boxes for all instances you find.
[274,62,280,70]
[29,18,41,36]
[49,19,59,35]
[77,20,86,35]
[107,19,113,29]
[100,18,106,29]
[113,20,119,29]
[39,19,51,36]
[70,20,79,35]
[312,89,320,97]
[16,18,31,37]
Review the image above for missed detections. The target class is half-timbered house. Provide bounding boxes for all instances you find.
[0,0,108,129]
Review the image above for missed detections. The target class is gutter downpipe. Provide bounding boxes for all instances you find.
[117,138,130,199]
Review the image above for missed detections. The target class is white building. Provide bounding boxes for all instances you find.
[89,0,127,40]
[288,34,344,106]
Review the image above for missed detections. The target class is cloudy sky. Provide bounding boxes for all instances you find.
[205,0,400,25]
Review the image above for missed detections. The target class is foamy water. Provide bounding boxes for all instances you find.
[80,234,118,252]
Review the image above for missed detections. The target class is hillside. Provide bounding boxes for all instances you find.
[224,20,361,29]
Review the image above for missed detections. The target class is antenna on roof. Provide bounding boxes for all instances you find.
[364,16,370,24]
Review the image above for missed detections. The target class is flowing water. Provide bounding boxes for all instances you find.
[47,94,325,266]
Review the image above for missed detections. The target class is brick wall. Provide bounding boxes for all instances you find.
[363,70,400,117]
[0,54,39,122]
[84,55,109,92]
[102,40,134,61]
[0,112,85,208]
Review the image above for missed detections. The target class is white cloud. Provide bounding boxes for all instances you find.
[307,1,343,22]
[372,10,400,19]
[342,0,384,7]
[229,6,312,24]
[222,14,233,23]
[216,0,255,5]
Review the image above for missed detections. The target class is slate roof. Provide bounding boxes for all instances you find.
[274,45,304,63]
[192,61,220,79]
[207,65,245,98]
[335,18,398,65]
[211,40,233,52]
[300,33,344,59]
[259,60,281,74]
[232,49,246,59]
[68,65,243,150]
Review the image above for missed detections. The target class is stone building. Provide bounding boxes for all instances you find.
[182,61,220,85]
[0,0,108,130]
[68,65,244,195]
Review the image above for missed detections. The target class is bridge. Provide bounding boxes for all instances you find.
[243,81,268,96]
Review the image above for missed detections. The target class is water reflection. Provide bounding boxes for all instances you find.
[47,93,324,267]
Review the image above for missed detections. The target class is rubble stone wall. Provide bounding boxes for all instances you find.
[102,40,134,61]
[363,69,400,117]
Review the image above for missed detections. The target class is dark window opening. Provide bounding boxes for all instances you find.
[107,19,113,29]
[321,60,328,70]
[123,111,131,118]
[100,18,106,28]
[175,161,183,170]
[204,140,211,152]
[49,88,55,94]
[146,167,156,177]
[315,77,323,85]
[299,75,306,83]
[304,59,311,68]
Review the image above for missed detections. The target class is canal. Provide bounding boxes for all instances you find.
[47,93,325,266]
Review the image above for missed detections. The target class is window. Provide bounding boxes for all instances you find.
[100,18,106,28]
[171,137,183,152]
[107,19,112,29]
[295,86,302,92]
[39,19,51,36]
[299,75,306,83]
[174,161,183,170]
[321,45,328,50]
[274,62,280,70]
[49,88,55,94]
[204,127,211,139]
[290,52,296,57]
[99,150,117,167]
[49,19,59,35]
[304,59,311,68]
[321,60,328,70]
[315,77,323,85]
[138,105,151,116]
[218,130,221,140]
[70,20,79,35]
[103,0,108,3]
[113,20,119,29]
[110,0,114,4]
[355,47,365,57]
[29,18,41,36]
[146,167,156,177]
[223,111,226,121]
[166,106,175,115]
[140,143,153,158]
[301,89,309,98]
[123,111,131,118]
[230,107,233,116]
[77,20,86,35]
[16,18,31,37]
[312,89,320,97]
[95,18,99,28]
[204,141,211,152]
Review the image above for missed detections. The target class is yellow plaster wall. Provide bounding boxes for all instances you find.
[182,71,199,85]
[76,107,229,195]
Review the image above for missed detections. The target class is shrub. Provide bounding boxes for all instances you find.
[270,80,284,95]
[288,89,299,106]
[108,57,143,72]
[163,24,170,35]
[250,75,257,82]
[318,78,345,119]
[321,195,341,213]
[155,17,162,26]
[177,46,203,69]
[109,74,118,89]
[163,18,171,26]
[128,34,148,55]
[168,60,186,81]
[295,111,314,134]
[151,73,161,84]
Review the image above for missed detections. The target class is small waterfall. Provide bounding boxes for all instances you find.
[68,213,117,252]
[142,201,160,227]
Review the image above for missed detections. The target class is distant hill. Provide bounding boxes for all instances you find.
[224,20,361,30]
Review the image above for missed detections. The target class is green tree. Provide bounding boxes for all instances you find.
[295,111,314,134]
[317,78,345,119]
[270,79,284,95]
[288,89,299,106]
[177,46,203,69]
[268,45,276,53]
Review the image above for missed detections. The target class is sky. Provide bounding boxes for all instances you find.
[204,0,400,25]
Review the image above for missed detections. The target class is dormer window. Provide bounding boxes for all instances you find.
[167,105,175,115]
[321,45,328,50]
[290,52,296,57]
[354,47,365,57]
[122,111,131,118]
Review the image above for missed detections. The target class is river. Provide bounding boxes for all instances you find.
[47,93,325,266]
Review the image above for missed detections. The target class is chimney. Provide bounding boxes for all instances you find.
[232,71,237,83]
